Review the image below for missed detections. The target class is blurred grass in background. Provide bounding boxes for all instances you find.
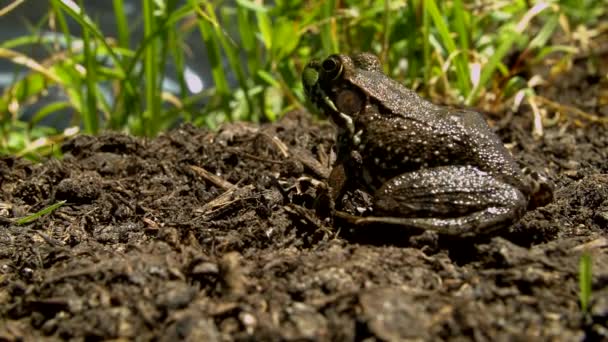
[0,0,606,160]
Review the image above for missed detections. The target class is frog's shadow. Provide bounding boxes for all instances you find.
[336,222,498,265]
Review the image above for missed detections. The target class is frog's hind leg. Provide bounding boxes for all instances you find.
[364,165,527,237]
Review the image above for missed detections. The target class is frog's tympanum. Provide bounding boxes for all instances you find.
[302,52,553,237]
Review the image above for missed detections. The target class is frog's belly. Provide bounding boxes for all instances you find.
[359,145,430,184]
[360,162,405,193]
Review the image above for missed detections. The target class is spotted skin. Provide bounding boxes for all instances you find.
[302,53,553,236]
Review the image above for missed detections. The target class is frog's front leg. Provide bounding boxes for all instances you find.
[315,149,364,219]
[357,165,527,237]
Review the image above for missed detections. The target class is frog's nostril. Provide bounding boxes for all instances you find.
[302,68,319,88]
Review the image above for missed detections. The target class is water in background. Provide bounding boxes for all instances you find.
[0,1,215,130]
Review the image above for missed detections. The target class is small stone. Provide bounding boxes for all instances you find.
[192,262,219,275]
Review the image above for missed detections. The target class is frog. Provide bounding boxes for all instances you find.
[301,52,553,237]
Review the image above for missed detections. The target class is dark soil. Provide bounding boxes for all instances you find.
[2,58,608,340]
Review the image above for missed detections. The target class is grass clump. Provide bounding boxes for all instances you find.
[0,0,605,159]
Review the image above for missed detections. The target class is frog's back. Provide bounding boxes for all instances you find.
[349,70,439,117]
[350,68,523,185]
[443,109,524,184]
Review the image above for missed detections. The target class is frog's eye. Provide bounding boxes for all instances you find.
[335,89,363,115]
[322,56,343,80]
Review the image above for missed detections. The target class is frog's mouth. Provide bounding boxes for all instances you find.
[302,59,356,137]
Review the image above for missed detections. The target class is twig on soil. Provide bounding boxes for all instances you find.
[30,229,67,249]
[225,147,283,164]
[534,95,608,124]
[226,141,330,180]
[284,203,333,236]
[571,237,608,252]
[263,132,290,158]
[195,183,255,219]
[142,217,160,230]
[308,290,358,309]
[189,165,234,190]
[289,147,330,179]
[42,262,117,286]
[527,95,545,138]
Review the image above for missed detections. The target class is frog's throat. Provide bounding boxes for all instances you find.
[338,112,355,137]
[321,93,355,137]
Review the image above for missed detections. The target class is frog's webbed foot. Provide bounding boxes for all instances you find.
[352,211,517,237]
[365,165,528,237]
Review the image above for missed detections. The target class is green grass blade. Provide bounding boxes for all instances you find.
[217,6,253,120]
[1,35,53,49]
[51,0,137,104]
[422,0,431,85]
[250,2,272,54]
[381,0,390,58]
[80,0,99,134]
[452,0,469,51]
[142,0,160,136]
[30,101,72,127]
[236,2,259,75]
[0,48,69,116]
[191,1,229,97]
[425,0,470,97]
[465,2,551,105]
[257,70,280,88]
[16,200,66,225]
[112,3,190,131]
[579,253,592,312]
[51,0,125,77]
[465,30,517,105]
[50,0,73,52]
[0,66,50,114]
[123,4,191,77]
[51,0,125,78]
[320,0,338,54]
[403,0,418,81]
[168,24,187,99]
[529,14,559,49]
[113,0,130,48]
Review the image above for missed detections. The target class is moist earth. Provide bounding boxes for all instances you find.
[1,60,608,340]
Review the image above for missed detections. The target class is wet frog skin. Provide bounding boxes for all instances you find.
[302,52,552,236]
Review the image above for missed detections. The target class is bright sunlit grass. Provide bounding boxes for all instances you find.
[0,0,605,158]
